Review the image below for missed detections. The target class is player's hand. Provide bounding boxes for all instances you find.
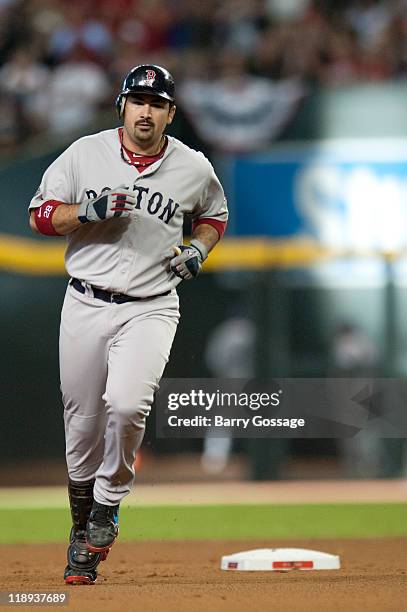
[77,189,136,223]
[169,240,208,280]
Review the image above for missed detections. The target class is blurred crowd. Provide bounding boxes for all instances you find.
[1,0,407,152]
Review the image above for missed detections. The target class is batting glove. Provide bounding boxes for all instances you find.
[77,189,136,223]
[169,239,208,280]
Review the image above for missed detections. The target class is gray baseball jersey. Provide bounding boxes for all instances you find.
[29,127,228,508]
[29,129,228,297]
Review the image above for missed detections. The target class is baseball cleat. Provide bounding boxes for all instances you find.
[64,567,97,585]
[64,527,102,585]
[86,502,119,553]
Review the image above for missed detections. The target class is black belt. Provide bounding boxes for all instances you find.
[70,278,171,304]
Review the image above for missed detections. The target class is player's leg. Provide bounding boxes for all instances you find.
[60,284,110,482]
[87,293,179,552]
[59,284,110,583]
[64,479,102,585]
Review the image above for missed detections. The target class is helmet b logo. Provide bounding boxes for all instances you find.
[145,70,156,85]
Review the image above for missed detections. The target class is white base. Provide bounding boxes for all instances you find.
[221,548,340,571]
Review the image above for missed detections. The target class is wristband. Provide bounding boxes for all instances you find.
[192,218,227,238]
[190,238,208,261]
[34,201,63,236]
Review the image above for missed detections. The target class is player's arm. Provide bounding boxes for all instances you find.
[191,222,220,254]
[169,166,228,280]
[29,204,82,236]
[169,221,226,281]
[29,189,137,237]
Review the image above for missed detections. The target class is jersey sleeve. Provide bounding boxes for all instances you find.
[191,164,228,238]
[28,143,78,211]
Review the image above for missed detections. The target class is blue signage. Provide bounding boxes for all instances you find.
[227,141,407,251]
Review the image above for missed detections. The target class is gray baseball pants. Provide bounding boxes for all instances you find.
[59,282,179,505]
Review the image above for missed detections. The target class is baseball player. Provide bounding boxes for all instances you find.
[28,64,228,585]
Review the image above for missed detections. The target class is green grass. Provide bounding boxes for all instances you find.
[1,504,406,544]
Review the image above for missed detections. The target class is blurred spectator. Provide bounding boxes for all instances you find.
[318,29,361,86]
[213,0,269,55]
[0,91,19,150]
[253,11,329,82]
[201,305,256,475]
[344,0,393,50]
[95,0,135,35]
[109,40,144,88]
[131,0,174,52]
[27,0,65,40]
[48,2,113,66]
[0,46,49,135]
[47,44,110,135]
[167,0,217,49]
[328,322,386,479]
[380,10,407,78]
[266,0,311,22]
[201,301,290,480]
[359,42,395,81]
[0,0,34,67]
[330,322,379,374]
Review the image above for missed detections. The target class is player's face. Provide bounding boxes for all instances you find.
[123,93,176,151]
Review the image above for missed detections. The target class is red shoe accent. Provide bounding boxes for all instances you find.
[86,539,116,554]
[65,575,96,585]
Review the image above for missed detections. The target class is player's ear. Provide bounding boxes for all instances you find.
[167,104,176,125]
[120,96,128,120]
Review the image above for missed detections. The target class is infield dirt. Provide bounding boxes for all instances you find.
[1,538,406,612]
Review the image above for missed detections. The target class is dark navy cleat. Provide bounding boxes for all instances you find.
[86,502,119,553]
[64,527,102,585]
[64,566,97,586]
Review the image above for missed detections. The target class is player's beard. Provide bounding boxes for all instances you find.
[133,122,158,147]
